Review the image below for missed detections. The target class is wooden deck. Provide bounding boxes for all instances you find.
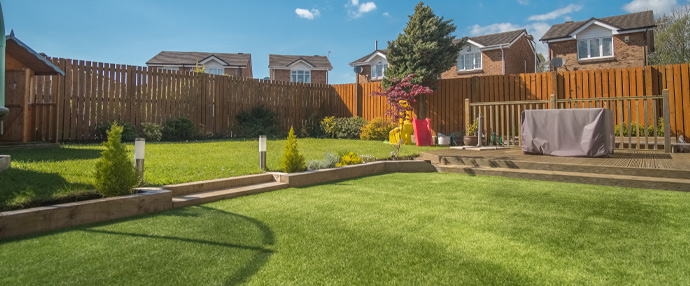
[424,147,690,171]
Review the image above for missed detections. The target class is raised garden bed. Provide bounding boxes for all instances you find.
[0,188,171,240]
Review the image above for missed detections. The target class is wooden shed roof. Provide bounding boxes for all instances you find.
[6,33,64,76]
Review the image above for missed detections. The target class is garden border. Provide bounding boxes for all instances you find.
[0,188,172,240]
[273,160,437,187]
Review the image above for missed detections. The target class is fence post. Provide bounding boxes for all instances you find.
[550,94,556,109]
[663,89,671,153]
[465,98,470,131]
[356,83,363,117]
[551,70,558,100]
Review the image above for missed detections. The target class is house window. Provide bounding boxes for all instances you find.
[371,62,388,79]
[457,52,482,71]
[577,37,613,60]
[206,68,224,75]
[291,70,311,83]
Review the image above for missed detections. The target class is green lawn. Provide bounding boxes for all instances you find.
[1,172,689,285]
[0,139,441,211]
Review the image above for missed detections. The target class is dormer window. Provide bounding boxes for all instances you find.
[371,61,388,79]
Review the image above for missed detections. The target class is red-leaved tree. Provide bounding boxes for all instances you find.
[371,74,433,158]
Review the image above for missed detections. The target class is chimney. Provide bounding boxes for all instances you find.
[375,40,378,50]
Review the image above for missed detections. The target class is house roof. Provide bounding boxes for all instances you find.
[454,29,527,47]
[268,54,333,70]
[6,32,64,76]
[349,49,388,66]
[146,51,251,67]
[540,10,655,41]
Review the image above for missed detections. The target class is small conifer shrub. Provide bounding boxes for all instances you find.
[94,123,139,197]
[281,127,306,173]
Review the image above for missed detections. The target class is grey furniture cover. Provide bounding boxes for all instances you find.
[521,108,614,157]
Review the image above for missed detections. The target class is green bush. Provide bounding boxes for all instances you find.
[615,118,665,137]
[140,122,163,141]
[93,123,139,197]
[235,106,279,138]
[360,117,396,140]
[336,152,363,167]
[321,116,367,139]
[95,121,137,142]
[320,116,336,137]
[162,117,196,140]
[281,127,306,173]
[306,152,339,171]
[301,113,326,138]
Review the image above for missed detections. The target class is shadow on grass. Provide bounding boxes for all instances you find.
[80,205,275,285]
[6,147,103,163]
[0,168,93,212]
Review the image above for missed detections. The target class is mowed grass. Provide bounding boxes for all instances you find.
[0,139,441,211]
[1,172,689,285]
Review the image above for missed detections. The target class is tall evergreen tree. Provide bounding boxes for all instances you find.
[384,1,463,118]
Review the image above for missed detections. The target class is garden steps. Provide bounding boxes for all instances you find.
[164,173,277,197]
[424,154,690,180]
[434,164,690,192]
[172,181,288,208]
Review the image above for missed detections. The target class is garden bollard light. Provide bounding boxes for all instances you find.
[134,138,145,179]
[259,135,267,170]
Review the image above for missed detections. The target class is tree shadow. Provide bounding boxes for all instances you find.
[78,205,276,285]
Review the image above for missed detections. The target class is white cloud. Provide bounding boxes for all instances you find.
[623,0,677,14]
[469,23,523,35]
[383,12,390,17]
[359,2,377,13]
[528,4,583,21]
[295,8,320,20]
[517,0,529,5]
[347,1,376,18]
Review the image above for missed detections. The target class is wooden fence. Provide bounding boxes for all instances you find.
[27,58,690,142]
[32,58,347,141]
[334,65,689,137]
[466,93,670,151]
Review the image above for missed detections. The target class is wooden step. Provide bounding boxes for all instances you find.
[434,165,690,192]
[164,173,276,196]
[434,156,690,180]
[172,182,288,208]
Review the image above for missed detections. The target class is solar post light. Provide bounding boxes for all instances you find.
[259,135,267,170]
[134,138,145,179]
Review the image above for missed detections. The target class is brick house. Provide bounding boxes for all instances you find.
[146,51,252,77]
[441,29,537,79]
[540,10,655,71]
[349,44,388,83]
[268,55,332,84]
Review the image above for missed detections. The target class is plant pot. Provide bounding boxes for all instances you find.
[463,136,478,146]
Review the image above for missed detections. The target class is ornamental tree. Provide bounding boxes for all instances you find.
[372,74,433,158]
[384,1,463,118]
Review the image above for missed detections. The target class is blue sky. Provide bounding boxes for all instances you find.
[3,0,682,84]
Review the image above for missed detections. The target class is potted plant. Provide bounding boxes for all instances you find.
[463,119,479,146]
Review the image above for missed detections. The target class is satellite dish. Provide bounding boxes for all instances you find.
[354,66,363,74]
[551,57,565,68]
